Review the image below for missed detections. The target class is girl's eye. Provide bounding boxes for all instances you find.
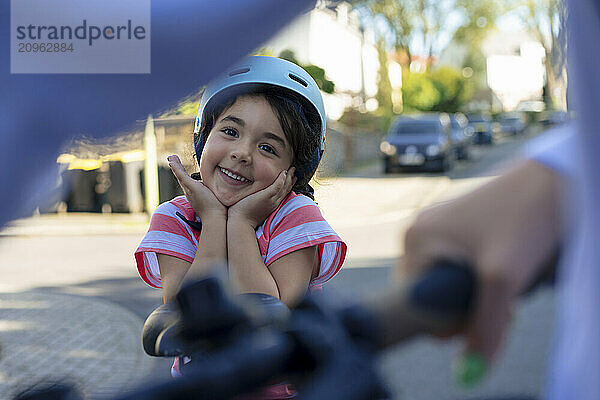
[259,144,277,155]
[222,127,238,137]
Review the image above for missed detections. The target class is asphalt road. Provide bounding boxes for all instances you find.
[322,126,555,400]
[0,126,556,399]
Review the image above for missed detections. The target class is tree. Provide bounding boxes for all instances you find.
[402,66,472,112]
[510,0,567,108]
[414,0,450,62]
[402,71,440,111]
[429,67,472,112]
[348,0,501,116]
[375,39,394,116]
[356,0,414,66]
[450,0,504,91]
[455,0,504,47]
[351,0,456,69]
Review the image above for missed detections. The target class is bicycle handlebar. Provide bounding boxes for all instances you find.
[132,260,479,400]
[18,258,555,400]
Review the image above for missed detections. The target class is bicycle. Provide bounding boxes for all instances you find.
[14,259,555,400]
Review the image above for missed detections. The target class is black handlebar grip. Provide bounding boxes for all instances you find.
[409,260,476,319]
[373,260,478,348]
[408,252,557,322]
[176,277,250,340]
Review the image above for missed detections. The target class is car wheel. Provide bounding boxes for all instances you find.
[383,158,393,174]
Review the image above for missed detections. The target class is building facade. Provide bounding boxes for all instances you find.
[262,1,383,119]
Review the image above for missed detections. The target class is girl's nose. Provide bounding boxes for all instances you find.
[230,143,252,164]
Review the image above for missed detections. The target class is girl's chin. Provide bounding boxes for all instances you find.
[215,196,235,207]
[215,192,245,207]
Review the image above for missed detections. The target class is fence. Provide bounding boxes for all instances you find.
[318,125,383,177]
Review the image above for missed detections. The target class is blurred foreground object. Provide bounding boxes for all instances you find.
[0,0,315,227]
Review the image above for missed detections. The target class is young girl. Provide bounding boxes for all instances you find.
[134,56,346,398]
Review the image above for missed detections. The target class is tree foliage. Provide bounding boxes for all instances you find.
[403,66,472,113]
[454,0,504,46]
[402,72,440,111]
[355,0,414,64]
[351,0,458,67]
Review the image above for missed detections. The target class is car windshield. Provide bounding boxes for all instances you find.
[500,117,520,122]
[394,122,441,134]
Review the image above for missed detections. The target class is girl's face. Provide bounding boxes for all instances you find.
[199,94,294,207]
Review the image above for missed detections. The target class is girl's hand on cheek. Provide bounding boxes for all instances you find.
[229,166,296,229]
[167,155,227,220]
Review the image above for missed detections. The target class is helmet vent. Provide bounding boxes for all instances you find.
[288,73,308,87]
[228,67,250,76]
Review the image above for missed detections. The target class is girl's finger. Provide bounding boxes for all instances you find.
[273,168,295,204]
[457,281,513,386]
[279,167,293,192]
[167,155,191,186]
[264,170,287,201]
[167,155,184,174]
[285,166,296,191]
[275,169,288,194]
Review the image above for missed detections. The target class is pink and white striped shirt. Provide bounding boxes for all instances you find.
[135,191,346,291]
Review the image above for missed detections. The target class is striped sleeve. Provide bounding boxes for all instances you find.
[134,196,199,288]
[264,193,346,287]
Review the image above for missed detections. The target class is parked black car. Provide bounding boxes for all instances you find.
[449,113,471,160]
[380,114,454,173]
[467,114,494,145]
[497,112,526,135]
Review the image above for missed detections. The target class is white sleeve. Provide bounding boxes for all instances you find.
[522,124,577,177]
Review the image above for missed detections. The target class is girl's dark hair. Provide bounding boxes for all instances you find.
[194,85,322,200]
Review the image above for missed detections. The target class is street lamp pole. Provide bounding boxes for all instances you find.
[144,114,160,214]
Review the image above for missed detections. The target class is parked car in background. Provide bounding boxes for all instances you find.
[467,114,495,145]
[539,110,569,126]
[380,114,454,173]
[449,113,471,160]
[497,112,526,135]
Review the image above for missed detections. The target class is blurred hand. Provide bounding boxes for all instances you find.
[401,160,562,365]
[167,155,227,220]
[228,166,296,229]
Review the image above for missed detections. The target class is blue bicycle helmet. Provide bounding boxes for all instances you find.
[193,56,327,189]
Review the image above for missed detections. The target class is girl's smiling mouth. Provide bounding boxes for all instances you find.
[218,166,252,185]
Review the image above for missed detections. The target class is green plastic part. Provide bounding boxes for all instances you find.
[455,353,487,388]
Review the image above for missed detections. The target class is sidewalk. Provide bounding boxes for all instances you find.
[0,214,163,399]
[0,290,156,399]
[0,212,150,237]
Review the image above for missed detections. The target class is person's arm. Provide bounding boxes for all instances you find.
[227,167,304,303]
[375,159,564,361]
[227,212,315,305]
[226,217,279,298]
[158,213,226,303]
[268,246,316,306]
[158,155,228,303]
